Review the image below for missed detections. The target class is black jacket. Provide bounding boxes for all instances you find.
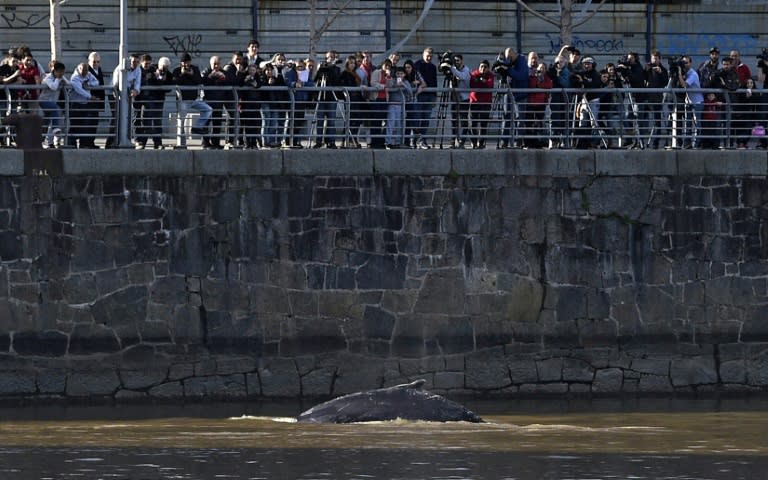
[172,64,202,101]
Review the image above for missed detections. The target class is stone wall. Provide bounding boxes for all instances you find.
[0,148,767,401]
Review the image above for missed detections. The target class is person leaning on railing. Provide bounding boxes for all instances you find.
[68,62,100,148]
[38,61,69,148]
[171,53,212,147]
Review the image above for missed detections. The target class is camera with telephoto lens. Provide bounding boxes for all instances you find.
[439,51,454,75]
[491,52,508,77]
[667,56,686,77]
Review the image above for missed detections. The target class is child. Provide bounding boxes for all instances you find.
[701,92,721,149]
[385,67,412,148]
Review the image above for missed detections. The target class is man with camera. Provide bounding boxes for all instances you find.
[673,55,703,148]
[644,50,669,149]
[445,53,471,148]
[313,50,342,148]
[571,57,602,148]
[492,47,528,148]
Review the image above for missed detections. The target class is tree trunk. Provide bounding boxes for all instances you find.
[50,0,61,61]
[561,0,574,45]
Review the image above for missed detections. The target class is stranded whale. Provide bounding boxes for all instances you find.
[296,379,484,423]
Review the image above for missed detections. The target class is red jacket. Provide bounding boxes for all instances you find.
[528,73,552,105]
[469,69,494,104]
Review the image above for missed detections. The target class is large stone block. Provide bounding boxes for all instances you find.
[259,358,300,397]
[0,370,37,395]
[465,347,510,389]
[66,370,121,396]
[592,368,623,393]
[670,357,718,386]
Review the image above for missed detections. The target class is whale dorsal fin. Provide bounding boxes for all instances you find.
[400,379,426,389]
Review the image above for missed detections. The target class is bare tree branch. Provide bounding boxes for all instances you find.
[572,0,610,28]
[310,0,355,43]
[515,0,560,27]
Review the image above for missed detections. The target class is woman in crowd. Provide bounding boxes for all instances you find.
[468,60,495,149]
[16,54,41,112]
[339,55,364,148]
[403,59,425,148]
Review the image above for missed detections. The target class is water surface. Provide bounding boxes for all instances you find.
[0,397,765,479]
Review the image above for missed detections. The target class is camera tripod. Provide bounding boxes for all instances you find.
[488,77,510,148]
[433,75,457,149]
[620,85,644,149]
[309,74,353,147]
[572,94,608,149]
[665,76,697,148]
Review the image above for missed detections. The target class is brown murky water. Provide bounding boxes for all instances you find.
[0,397,766,479]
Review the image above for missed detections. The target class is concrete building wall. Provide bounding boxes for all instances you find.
[2,1,767,75]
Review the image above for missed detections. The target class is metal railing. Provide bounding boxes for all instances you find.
[2,84,767,150]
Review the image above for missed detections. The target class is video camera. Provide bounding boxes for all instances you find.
[491,52,508,77]
[667,56,686,77]
[439,51,454,75]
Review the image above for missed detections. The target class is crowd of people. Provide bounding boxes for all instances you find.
[1,40,767,150]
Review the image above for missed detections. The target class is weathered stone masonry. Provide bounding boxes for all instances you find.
[0,149,766,401]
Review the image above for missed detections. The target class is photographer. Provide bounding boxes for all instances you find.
[571,57,602,148]
[312,50,341,148]
[644,50,669,148]
[448,53,471,148]
[674,55,703,148]
[468,60,495,149]
[492,47,528,148]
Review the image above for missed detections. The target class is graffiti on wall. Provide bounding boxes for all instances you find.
[547,33,761,61]
[1,12,102,29]
[547,33,625,55]
[163,34,204,58]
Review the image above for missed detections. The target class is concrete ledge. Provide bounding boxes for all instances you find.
[194,149,282,175]
[452,150,510,175]
[677,149,768,176]
[62,149,195,176]
[2,149,768,177]
[284,148,374,175]
[373,149,452,175]
[513,149,596,176]
[0,149,25,175]
[595,149,678,176]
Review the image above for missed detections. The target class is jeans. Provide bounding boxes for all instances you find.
[39,100,62,144]
[176,99,212,146]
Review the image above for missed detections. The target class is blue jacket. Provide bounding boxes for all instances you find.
[503,55,529,101]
